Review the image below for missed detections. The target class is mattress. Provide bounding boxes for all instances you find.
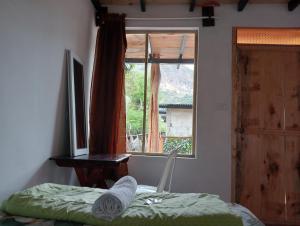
[0,183,260,226]
[0,206,264,226]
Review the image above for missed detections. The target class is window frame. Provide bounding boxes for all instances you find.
[125,29,198,158]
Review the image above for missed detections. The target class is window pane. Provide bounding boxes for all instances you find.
[125,63,145,153]
[149,33,195,59]
[126,34,146,60]
[145,63,194,155]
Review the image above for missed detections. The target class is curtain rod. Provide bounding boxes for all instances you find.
[126,16,218,21]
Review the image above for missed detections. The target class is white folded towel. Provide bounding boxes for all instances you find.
[92,176,137,221]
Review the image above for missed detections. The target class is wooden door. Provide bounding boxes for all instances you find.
[234,45,300,225]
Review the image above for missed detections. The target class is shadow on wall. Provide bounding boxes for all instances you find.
[24,160,77,189]
[24,50,78,189]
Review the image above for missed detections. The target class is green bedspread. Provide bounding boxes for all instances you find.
[1,183,243,226]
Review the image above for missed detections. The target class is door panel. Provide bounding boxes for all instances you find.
[239,49,285,131]
[239,50,263,130]
[286,136,300,225]
[237,134,262,218]
[260,51,284,131]
[261,134,285,223]
[284,51,300,131]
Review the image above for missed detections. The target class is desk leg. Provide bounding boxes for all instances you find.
[74,168,87,186]
[74,167,107,188]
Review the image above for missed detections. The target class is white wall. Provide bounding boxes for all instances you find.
[108,4,300,201]
[0,0,95,202]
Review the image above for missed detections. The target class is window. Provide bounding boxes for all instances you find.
[125,30,197,156]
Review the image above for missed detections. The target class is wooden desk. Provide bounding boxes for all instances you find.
[50,154,131,188]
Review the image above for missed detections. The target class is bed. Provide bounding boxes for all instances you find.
[0,183,264,226]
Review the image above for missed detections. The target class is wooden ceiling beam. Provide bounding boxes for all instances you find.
[237,0,249,11]
[288,0,300,11]
[189,0,196,12]
[140,0,146,12]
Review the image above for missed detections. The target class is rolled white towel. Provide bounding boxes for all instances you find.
[92,176,137,221]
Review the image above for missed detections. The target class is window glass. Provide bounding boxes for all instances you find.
[125,31,196,156]
[126,34,146,60]
[125,63,145,153]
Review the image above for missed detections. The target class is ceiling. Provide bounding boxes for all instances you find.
[92,0,298,21]
[99,0,287,5]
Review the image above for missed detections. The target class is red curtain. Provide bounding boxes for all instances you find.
[89,14,127,162]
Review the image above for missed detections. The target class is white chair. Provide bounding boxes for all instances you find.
[136,145,181,193]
